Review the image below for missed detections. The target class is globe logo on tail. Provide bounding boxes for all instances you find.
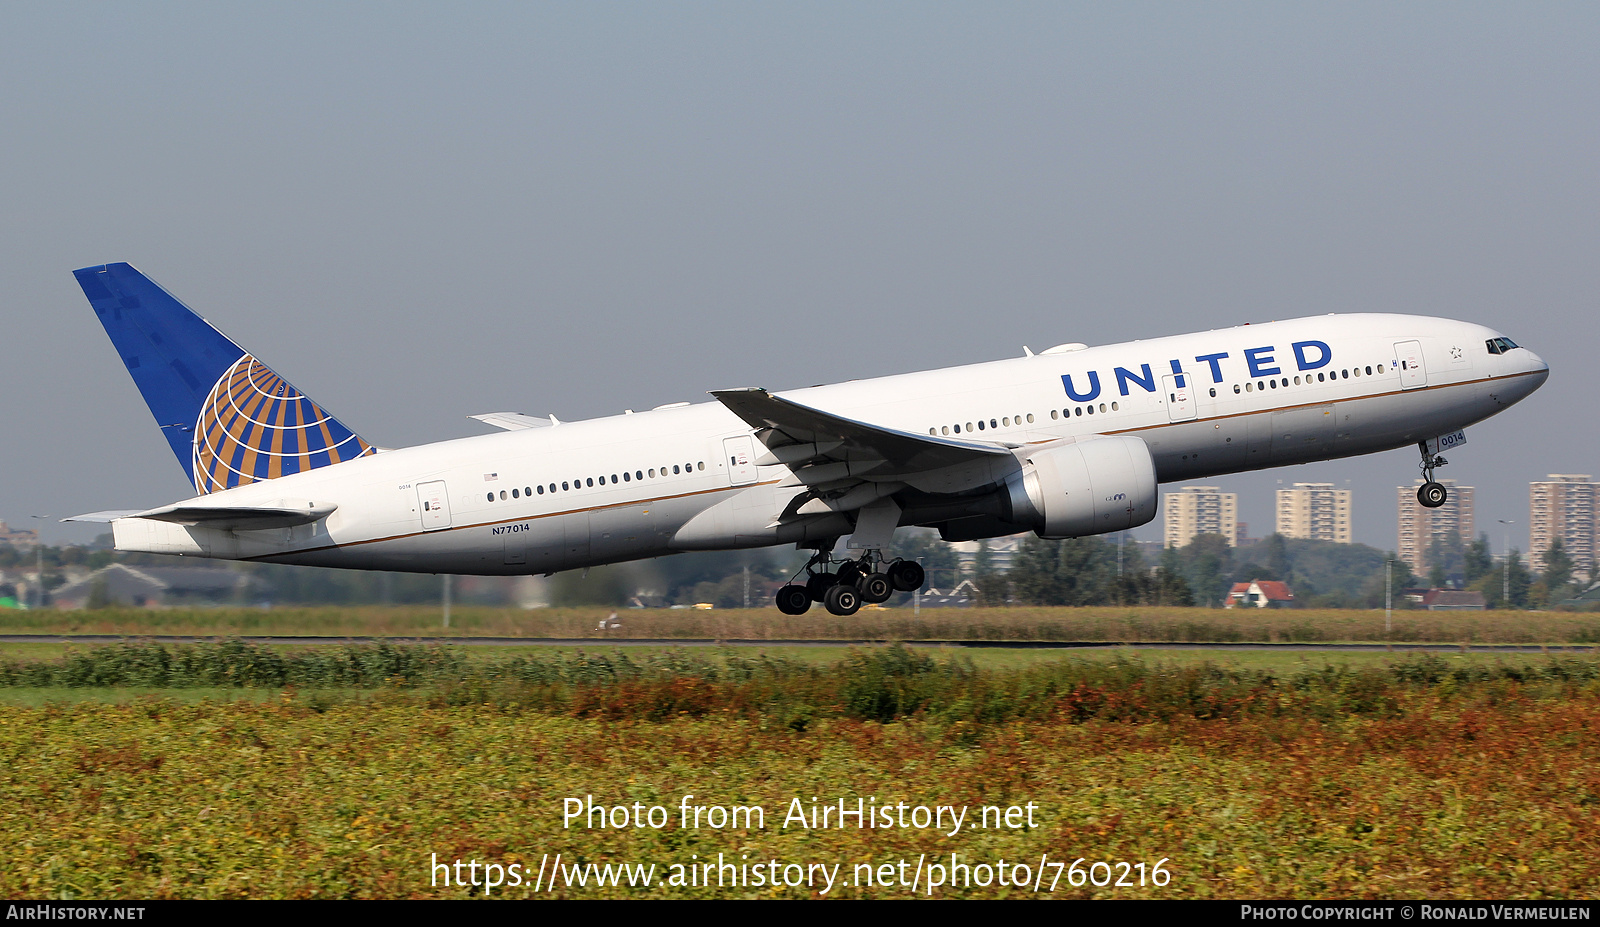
[191,355,374,494]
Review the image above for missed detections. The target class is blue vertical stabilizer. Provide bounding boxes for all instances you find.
[73,263,374,494]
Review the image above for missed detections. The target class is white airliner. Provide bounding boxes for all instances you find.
[69,263,1548,615]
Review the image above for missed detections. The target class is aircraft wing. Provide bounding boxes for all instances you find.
[710,387,1011,477]
[469,412,557,431]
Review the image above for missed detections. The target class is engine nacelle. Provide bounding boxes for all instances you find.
[1003,435,1157,539]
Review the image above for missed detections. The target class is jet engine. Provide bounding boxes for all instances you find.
[1002,435,1158,539]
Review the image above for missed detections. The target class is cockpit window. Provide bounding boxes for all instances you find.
[1485,337,1519,355]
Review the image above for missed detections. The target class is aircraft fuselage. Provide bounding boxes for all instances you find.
[108,312,1547,574]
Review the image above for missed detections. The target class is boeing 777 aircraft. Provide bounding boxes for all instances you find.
[68,263,1548,615]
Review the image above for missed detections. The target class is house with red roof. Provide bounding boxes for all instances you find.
[1223,580,1296,608]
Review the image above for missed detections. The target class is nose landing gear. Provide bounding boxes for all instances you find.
[775,547,928,616]
[1417,440,1450,509]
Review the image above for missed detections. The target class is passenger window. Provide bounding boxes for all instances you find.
[1026,414,1034,423]
[1269,380,1277,389]
[1209,388,1216,397]
[1098,403,1107,413]
[1051,410,1059,420]
[698,462,704,471]
[1234,384,1241,393]
[941,426,949,435]
[673,465,680,474]
[953,424,960,434]
[1075,407,1082,416]
[586,478,594,487]
[500,490,507,500]
[612,473,619,482]
[1086,405,1094,415]
[512,488,519,499]
[649,469,656,478]
[1111,402,1118,410]
[1003,417,1011,426]
[1365,366,1372,376]
[537,485,545,495]
[524,487,531,496]
[598,475,606,485]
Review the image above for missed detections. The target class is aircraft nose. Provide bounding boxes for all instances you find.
[1526,348,1550,381]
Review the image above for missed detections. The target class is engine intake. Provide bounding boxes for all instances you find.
[1004,435,1157,539]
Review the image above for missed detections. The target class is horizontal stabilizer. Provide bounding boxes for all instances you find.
[62,510,144,524]
[132,501,337,530]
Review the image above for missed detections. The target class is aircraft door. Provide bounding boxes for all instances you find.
[723,435,758,486]
[1395,341,1427,389]
[503,535,526,566]
[417,481,451,529]
[564,513,592,566]
[1162,372,1196,422]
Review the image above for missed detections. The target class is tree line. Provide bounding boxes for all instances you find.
[976,532,1591,609]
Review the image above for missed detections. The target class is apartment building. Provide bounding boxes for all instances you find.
[1163,486,1239,548]
[1396,479,1474,576]
[1275,482,1353,544]
[1529,475,1596,581]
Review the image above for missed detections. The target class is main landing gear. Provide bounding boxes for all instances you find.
[775,550,927,616]
[1417,440,1450,509]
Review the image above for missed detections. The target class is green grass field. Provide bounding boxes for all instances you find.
[7,680,1600,898]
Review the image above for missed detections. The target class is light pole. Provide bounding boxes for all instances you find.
[1116,532,1125,606]
[29,515,48,609]
[1385,559,1393,633]
[1498,519,1515,607]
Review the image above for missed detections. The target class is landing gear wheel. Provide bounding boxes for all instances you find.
[1418,481,1448,508]
[806,573,838,602]
[835,561,864,587]
[888,560,925,592]
[824,583,862,616]
[776,584,812,615]
[858,572,894,604]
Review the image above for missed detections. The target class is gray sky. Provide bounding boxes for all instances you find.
[2,2,1595,555]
